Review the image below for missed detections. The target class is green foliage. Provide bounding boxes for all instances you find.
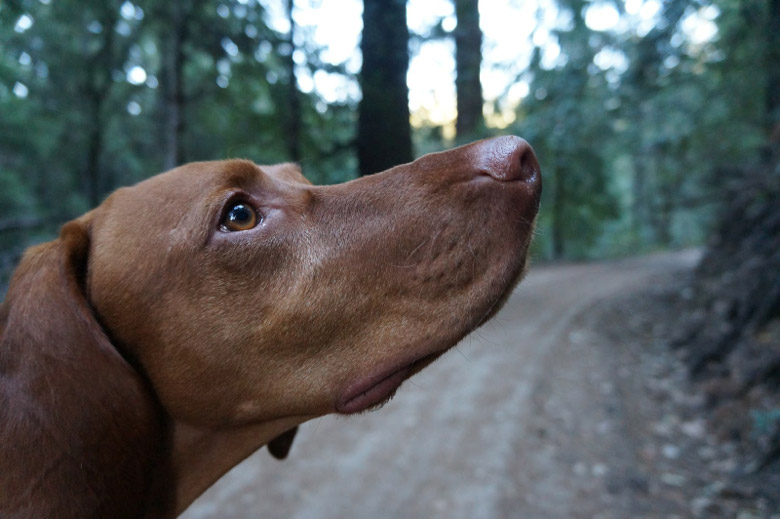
[0,0,357,207]
[0,0,773,268]
[0,0,364,293]
[513,1,620,259]
[751,408,780,437]
[512,0,771,260]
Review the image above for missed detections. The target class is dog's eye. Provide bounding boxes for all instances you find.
[221,203,258,232]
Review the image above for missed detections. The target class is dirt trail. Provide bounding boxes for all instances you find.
[183,250,711,519]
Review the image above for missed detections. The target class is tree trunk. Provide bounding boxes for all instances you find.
[285,0,302,162]
[85,104,104,208]
[162,1,188,171]
[767,0,780,147]
[551,165,565,259]
[357,0,412,176]
[83,4,117,208]
[657,174,674,246]
[632,156,647,245]
[454,0,483,139]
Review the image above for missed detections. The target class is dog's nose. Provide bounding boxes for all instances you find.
[476,135,540,184]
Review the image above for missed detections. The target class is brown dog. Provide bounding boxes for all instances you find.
[0,136,541,518]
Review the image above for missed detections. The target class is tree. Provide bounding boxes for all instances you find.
[283,0,302,162]
[454,0,483,139]
[0,0,141,213]
[768,0,780,145]
[159,0,190,170]
[357,0,413,176]
[515,0,618,259]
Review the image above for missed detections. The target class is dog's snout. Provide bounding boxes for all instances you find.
[477,135,540,185]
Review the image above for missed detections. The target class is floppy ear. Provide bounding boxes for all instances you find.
[0,217,166,519]
[267,426,299,460]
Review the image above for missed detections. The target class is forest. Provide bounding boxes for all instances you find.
[1,0,779,515]
[0,0,776,259]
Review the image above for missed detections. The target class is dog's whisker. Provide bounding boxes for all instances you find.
[406,238,428,261]
[467,239,478,281]
[454,344,472,362]
[391,237,432,268]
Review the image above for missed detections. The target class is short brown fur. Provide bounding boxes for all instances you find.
[0,137,541,518]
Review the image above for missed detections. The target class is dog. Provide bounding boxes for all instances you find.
[0,136,541,518]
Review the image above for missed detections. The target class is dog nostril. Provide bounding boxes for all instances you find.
[479,135,540,184]
[514,142,541,184]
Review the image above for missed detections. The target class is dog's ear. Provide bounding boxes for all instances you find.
[0,216,164,518]
[267,426,299,460]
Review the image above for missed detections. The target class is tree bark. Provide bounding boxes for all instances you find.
[85,101,104,207]
[454,0,483,139]
[162,1,188,171]
[551,164,565,259]
[767,0,780,147]
[357,0,413,176]
[285,0,302,162]
[83,4,117,208]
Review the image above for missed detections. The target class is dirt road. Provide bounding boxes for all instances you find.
[183,250,721,519]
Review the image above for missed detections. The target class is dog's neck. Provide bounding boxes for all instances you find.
[158,416,311,517]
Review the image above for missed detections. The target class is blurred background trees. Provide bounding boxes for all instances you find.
[357,0,412,175]
[454,0,483,139]
[0,0,777,271]
[2,0,775,262]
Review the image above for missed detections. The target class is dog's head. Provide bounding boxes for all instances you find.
[0,136,541,515]
[81,136,541,427]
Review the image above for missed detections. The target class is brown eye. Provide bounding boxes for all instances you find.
[221,203,258,232]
